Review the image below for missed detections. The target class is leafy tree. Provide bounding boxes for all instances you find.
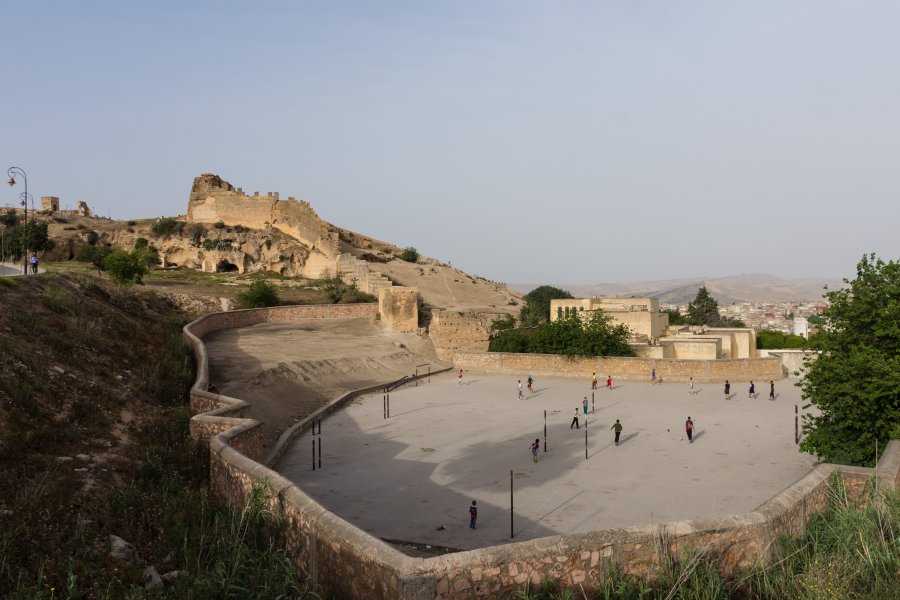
[800,254,900,465]
[489,314,517,335]
[134,237,149,250]
[519,285,574,327]
[687,286,721,326]
[237,280,280,308]
[76,244,112,275]
[756,330,807,349]
[151,217,184,238]
[665,308,688,325]
[489,311,634,357]
[103,249,149,286]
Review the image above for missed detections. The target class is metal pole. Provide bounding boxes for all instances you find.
[7,167,28,274]
[592,391,595,414]
[318,436,322,469]
[387,393,390,418]
[428,365,431,383]
[384,394,386,419]
[585,419,588,460]
[543,410,547,452]
[794,404,798,445]
[510,470,514,538]
[312,438,316,471]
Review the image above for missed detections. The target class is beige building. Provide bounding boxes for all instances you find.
[551,297,667,341]
[550,297,757,360]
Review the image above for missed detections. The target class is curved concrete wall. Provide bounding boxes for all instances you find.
[184,305,900,600]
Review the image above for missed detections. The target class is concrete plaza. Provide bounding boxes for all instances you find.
[277,373,816,551]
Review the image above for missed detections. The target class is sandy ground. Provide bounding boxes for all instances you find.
[277,374,817,551]
[205,317,447,450]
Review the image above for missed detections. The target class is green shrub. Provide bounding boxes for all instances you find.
[398,247,420,263]
[237,280,280,308]
[126,220,136,226]
[134,237,149,250]
[103,249,149,286]
[151,217,184,237]
[213,220,225,229]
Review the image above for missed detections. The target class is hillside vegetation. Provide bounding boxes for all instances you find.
[0,273,314,598]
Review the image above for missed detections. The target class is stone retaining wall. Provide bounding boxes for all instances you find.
[184,305,900,600]
[452,351,785,383]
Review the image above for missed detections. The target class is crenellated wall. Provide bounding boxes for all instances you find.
[184,304,900,600]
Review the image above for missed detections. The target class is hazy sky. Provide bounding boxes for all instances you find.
[3,1,898,283]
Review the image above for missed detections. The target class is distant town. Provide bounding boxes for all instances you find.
[664,300,828,338]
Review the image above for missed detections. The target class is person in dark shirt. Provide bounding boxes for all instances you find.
[611,419,623,445]
[570,409,580,430]
[769,380,776,400]
[724,380,730,399]
[469,500,477,529]
[685,416,695,443]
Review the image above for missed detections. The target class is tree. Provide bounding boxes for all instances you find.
[756,330,807,349]
[800,254,900,465]
[665,308,688,325]
[687,286,721,326]
[237,280,280,308]
[103,249,148,286]
[489,310,635,357]
[519,285,573,327]
[76,244,112,275]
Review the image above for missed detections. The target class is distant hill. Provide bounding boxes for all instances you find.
[510,274,842,304]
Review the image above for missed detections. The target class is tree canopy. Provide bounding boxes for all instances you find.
[800,254,900,465]
[489,311,634,357]
[687,286,721,326]
[519,285,573,327]
[756,330,808,349]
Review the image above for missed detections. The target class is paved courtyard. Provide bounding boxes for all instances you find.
[277,372,816,551]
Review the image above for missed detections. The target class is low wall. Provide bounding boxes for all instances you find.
[184,305,900,600]
[452,351,785,383]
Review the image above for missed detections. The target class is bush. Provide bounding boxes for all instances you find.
[151,217,184,237]
[103,249,149,286]
[76,244,112,275]
[134,237,149,250]
[237,280,280,308]
[213,220,225,229]
[398,247,420,263]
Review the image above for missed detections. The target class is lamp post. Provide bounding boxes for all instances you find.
[7,167,28,274]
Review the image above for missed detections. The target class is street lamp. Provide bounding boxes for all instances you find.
[7,166,28,274]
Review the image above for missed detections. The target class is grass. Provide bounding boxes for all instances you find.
[512,479,899,600]
[0,273,318,599]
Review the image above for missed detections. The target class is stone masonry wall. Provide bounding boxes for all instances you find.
[183,303,900,600]
[429,310,503,362]
[187,173,341,259]
[452,351,785,383]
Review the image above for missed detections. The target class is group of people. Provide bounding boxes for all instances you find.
[591,372,613,390]
[724,379,776,400]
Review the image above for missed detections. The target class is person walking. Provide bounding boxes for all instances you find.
[592,372,598,390]
[769,380,775,400]
[748,381,755,399]
[527,373,534,393]
[469,500,478,529]
[685,416,695,443]
[688,377,695,395]
[606,375,612,390]
[611,419,623,445]
[651,368,657,385]
[29,253,38,274]
[458,369,463,385]
[517,380,524,400]
[530,438,540,462]
[724,380,730,399]
[570,408,580,429]
[582,396,589,414]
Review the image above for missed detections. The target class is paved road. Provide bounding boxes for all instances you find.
[277,373,815,551]
[0,262,26,276]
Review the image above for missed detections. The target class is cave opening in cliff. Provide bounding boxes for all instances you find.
[216,260,239,273]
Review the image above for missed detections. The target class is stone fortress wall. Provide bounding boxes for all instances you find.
[184,304,900,600]
[187,173,341,267]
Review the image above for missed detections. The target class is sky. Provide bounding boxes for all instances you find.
[2,1,898,284]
